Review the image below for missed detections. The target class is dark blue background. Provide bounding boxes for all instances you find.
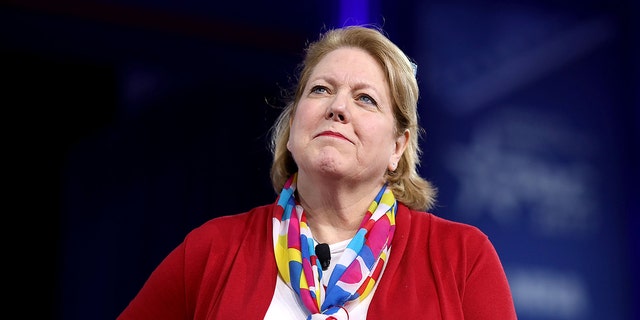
[2,0,637,319]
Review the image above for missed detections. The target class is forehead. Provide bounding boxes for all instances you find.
[313,47,383,77]
[309,48,390,97]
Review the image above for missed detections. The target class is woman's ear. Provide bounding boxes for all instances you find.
[389,129,409,171]
[286,117,294,152]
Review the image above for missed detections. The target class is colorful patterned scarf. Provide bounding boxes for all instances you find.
[273,173,397,319]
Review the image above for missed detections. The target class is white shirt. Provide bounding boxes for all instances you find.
[264,238,377,319]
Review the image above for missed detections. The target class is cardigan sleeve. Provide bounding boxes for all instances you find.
[461,234,517,320]
[117,241,191,320]
[116,205,277,320]
[369,206,517,319]
[116,215,229,320]
[116,214,247,320]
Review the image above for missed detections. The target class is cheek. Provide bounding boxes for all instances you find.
[364,121,395,145]
[292,108,311,126]
[287,118,303,152]
[290,112,315,138]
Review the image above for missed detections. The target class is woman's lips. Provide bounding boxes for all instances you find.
[316,131,352,143]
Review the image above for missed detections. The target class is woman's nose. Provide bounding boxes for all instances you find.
[326,110,346,122]
[325,96,348,122]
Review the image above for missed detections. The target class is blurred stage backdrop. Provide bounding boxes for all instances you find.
[2,0,637,319]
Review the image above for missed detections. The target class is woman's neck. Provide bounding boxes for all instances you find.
[295,173,384,244]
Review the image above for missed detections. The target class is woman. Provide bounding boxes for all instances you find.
[118,25,517,319]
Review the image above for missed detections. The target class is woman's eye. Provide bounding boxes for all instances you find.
[310,86,328,94]
[358,94,377,106]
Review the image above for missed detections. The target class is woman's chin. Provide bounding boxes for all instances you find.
[305,162,348,180]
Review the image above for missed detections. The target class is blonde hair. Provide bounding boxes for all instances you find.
[269,25,437,211]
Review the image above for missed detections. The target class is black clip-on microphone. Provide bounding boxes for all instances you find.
[315,243,331,271]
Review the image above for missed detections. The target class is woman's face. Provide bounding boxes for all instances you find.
[287,47,408,183]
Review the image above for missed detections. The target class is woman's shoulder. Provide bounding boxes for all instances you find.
[186,203,275,241]
[401,204,489,244]
[401,205,496,268]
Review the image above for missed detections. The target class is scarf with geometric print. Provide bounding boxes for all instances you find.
[273,173,397,319]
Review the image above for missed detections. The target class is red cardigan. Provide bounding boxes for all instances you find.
[118,202,517,319]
